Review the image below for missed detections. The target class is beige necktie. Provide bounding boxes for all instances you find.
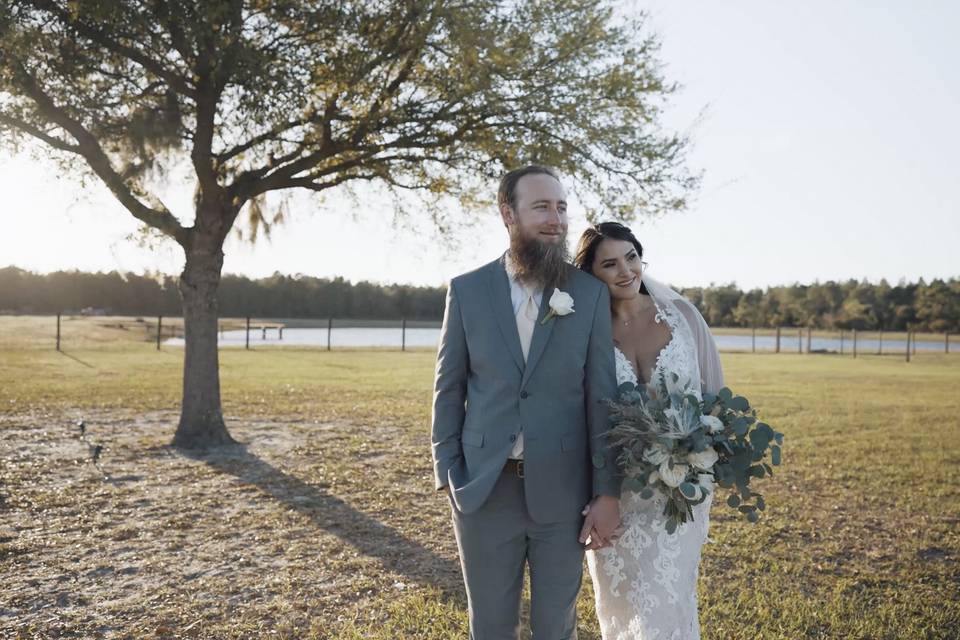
[517,291,537,362]
[511,291,537,460]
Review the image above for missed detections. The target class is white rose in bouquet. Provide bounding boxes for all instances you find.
[687,447,719,471]
[665,371,693,397]
[700,414,724,433]
[642,443,670,466]
[658,461,689,488]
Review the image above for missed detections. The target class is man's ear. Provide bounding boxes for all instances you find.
[499,201,516,228]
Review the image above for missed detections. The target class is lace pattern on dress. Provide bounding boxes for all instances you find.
[588,302,711,640]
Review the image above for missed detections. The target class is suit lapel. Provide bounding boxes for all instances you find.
[486,256,525,374]
[521,281,557,388]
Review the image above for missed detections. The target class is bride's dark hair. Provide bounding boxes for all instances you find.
[574,222,650,294]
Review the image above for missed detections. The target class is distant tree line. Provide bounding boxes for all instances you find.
[0,267,445,321]
[681,279,960,332]
[1,266,958,331]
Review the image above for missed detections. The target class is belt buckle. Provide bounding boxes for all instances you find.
[515,460,524,478]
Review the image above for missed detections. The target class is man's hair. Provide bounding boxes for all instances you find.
[497,165,561,209]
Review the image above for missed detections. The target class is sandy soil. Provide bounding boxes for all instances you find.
[0,409,462,639]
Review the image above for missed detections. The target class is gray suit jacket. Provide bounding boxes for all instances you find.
[431,254,621,523]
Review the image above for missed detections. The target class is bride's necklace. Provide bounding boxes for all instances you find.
[619,302,656,327]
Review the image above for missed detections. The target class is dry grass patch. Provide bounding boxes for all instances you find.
[1,349,959,638]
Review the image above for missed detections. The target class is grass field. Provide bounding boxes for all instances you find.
[1,316,959,639]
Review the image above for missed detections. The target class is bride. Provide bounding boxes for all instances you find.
[574,222,725,640]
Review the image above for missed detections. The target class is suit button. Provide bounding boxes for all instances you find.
[520,391,529,399]
[509,434,517,442]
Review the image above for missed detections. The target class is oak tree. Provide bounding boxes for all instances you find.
[0,0,696,447]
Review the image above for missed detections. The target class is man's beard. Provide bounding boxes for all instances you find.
[509,228,570,288]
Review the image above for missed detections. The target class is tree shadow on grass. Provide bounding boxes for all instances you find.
[185,444,466,608]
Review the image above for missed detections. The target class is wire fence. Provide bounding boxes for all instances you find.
[1,313,956,362]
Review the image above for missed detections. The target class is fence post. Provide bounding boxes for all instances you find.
[906,330,911,363]
[751,327,756,353]
[797,328,802,354]
[245,316,251,350]
[775,327,781,353]
[806,327,812,353]
[853,329,857,358]
[840,330,844,355]
[402,318,407,352]
[878,330,883,355]
[56,313,61,351]
[912,330,917,355]
[279,327,284,340]
[327,317,332,351]
[156,315,162,350]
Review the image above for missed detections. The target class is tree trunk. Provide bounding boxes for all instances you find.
[171,244,236,448]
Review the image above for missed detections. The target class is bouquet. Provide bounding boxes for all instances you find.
[607,371,783,534]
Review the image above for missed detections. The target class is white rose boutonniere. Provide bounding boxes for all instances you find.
[541,288,575,325]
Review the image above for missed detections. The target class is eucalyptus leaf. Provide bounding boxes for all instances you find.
[732,417,750,436]
[679,482,698,500]
[665,518,678,535]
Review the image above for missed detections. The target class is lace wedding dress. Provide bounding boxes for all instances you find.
[586,299,715,640]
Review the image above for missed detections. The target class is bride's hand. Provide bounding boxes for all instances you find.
[580,495,620,550]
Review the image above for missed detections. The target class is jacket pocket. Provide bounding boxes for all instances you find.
[462,429,485,448]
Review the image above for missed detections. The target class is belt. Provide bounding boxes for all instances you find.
[503,459,525,478]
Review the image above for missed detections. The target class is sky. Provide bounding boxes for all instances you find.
[2,1,958,290]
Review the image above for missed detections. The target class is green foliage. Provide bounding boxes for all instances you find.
[0,0,697,242]
[682,278,960,332]
[702,388,785,521]
[609,378,784,530]
[0,265,445,318]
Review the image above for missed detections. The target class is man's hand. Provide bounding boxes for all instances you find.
[579,495,620,550]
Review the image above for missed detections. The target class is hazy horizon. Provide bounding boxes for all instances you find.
[2,260,952,292]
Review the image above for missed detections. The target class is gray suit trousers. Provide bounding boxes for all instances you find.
[451,465,584,640]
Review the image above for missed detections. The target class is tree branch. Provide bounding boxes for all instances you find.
[29,0,197,99]
[10,62,187,244]
[0,113,80,153]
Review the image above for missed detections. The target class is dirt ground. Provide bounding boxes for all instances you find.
[0,409,463,639]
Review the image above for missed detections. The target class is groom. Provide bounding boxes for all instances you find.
[432,165,621,638]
